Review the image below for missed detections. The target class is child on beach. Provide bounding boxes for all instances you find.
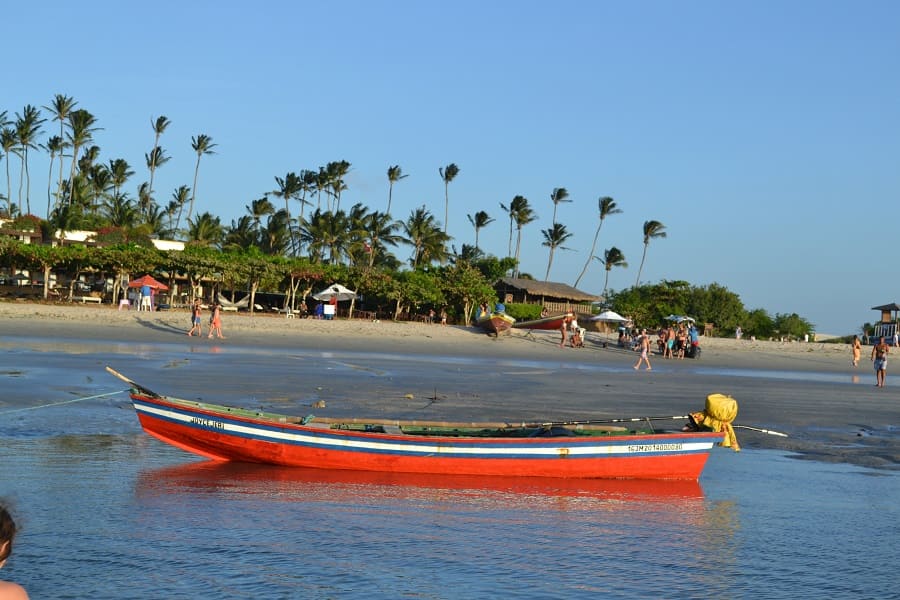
[0,504,29,599]
[851,335,861,367]
[188,300,203,337]
[208,304,225,339]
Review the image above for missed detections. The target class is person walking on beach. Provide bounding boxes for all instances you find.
[871,337,889,387]
[0,504,29,599]
[633,329,652,371]
[188,299,203,337]
[851,335,861,367]
[208,303,225,339]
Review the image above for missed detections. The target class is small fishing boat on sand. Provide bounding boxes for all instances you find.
[512,312,573,331]
[476,312,516,335]
[107,367,730,480]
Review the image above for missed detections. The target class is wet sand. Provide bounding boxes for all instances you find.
[2,301,898,471]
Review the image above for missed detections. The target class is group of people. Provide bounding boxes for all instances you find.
[559,314,585,348]
[186,299,225,339]
[630,323,700,370]
[851,334,891,387]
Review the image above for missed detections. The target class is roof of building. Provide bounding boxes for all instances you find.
[496,277,601,302]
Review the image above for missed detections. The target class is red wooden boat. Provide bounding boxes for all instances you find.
[108,368,725,480]
[512,312,573,331]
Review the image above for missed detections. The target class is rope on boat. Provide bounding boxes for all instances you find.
[0,389,130,415]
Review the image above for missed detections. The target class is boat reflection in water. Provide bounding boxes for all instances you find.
[136,460,705,511]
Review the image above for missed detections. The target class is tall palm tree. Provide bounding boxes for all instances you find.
[327,160,351,212]
[188,134,216,224]
[147,116,171,199]
[439,163,459,234]
[599,247,628,296]
[300,208,351,264]
[574,196,621,288]
[42,135,64,217]
[44,94,77,201]
[511,196,536,278]
[541,223,573,281]
[0,128,16,216]
[635,220,667,286]
[549,187,570,225]
[273,172,302,254]
[144,146,169,203]
[467,210,494,254]
[402,205,450,268]
[361,209,402,269]
[14,105,46,215]
[386,165,408,215]
[66,109,100,204]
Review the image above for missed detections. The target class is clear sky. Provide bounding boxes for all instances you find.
[4,1,899,334]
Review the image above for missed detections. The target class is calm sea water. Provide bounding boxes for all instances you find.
[1,339,898,599]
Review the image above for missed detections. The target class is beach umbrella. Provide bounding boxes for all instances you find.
[128,274,169,291]
[664,314,695,324]
[591,310,628,323]
[312,283,356,302]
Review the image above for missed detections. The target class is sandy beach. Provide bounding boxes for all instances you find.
[1,300,898,471]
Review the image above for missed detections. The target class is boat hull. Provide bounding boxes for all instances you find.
[512,313,572,331]
[131,395,723,480]
[476,313,516,334]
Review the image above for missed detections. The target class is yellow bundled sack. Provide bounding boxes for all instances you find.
[689,393,740,451]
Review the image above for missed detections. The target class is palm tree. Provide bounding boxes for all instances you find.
[361,209,402,269]
[599,247,628,296]
[188,134,216,223]
[0,128,16,215]
[300,208,351,264]
[467,210,494,254]
[246,195,275,229]
[187,212,225,248]
[102,191,139,228]
[326,160,351,212]
[635,220,667,286]
[511,196,536,278]
[42,135,64,217]
[574,196,621,288]
[171,185,192,234]
[224,215,259,251]
[439,163,460,234]
[66,109,100,204]
[273,172,302,253]
[14,105,46,215]
[147,116,171,201]
[402,205,450,268]
[108,159,134,200]
[386,165,408,215]
[541,223,573,281]
[549,187,570,225]
[44,94,77,201]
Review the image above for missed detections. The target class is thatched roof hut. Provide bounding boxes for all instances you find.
[494,277,601,314]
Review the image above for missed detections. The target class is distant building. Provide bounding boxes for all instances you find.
[493,277,601,315]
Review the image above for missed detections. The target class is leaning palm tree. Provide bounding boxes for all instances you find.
[246,195,275,230]
[541,222,573,281]
[44,94,77,199]
[574,196,621,288]
[147,116,170,201]
[386,164,408,215]
[14,105,46,215]
[635,220,667,286]
[438,163,459,234]
[467,210,494,254]
[598,246,628,296]
[511,196,536,278]
[188,134,216,223]
[549,187,570,225]
[170,185,192,234]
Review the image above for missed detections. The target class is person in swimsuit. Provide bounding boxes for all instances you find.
[851,335,861,367]
[633,329,652,371]
[871,336,889,387]
[208,303,225,339]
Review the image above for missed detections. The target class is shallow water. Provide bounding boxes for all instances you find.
[1,338,898,598]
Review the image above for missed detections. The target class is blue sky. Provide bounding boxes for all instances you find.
[5,1,899,334]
